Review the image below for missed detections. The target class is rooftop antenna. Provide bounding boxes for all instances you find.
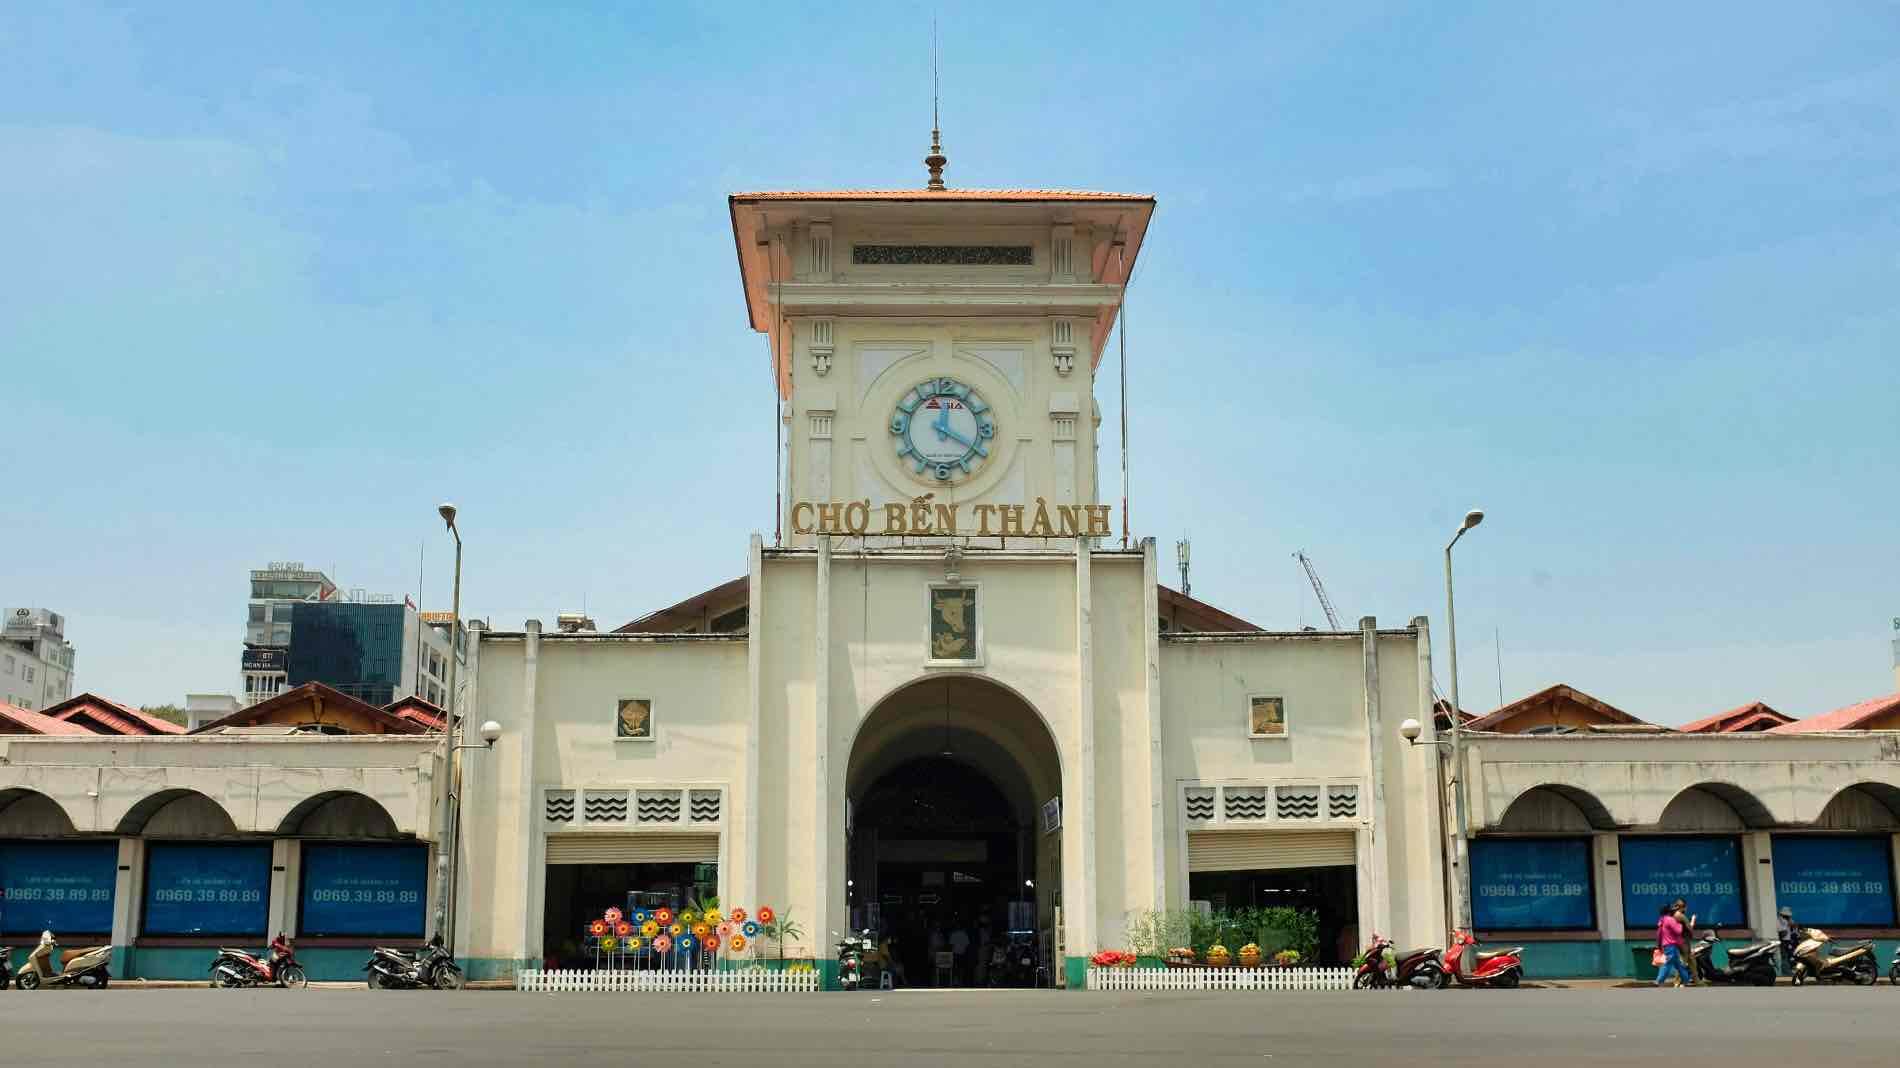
[925,19,947,191]
[1176,536,1191,597]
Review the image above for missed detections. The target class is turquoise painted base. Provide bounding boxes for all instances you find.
[1504,938,1900,980]
[1063,956,1086,989]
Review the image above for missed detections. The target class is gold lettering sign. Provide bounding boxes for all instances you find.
[791,497,1113,538]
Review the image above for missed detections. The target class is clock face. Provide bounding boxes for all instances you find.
[890,377,994,482]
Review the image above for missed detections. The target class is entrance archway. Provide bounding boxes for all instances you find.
[845,676,1062,988]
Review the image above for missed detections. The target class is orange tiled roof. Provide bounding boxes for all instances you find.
[730,189,1153,202]
[45,693,187,735]
[1679,700,1791,733]
[1770,692,1900,733]
[0,702,98,735]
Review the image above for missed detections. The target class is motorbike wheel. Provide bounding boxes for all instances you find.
[1351,971,1380,990]
[1433,967,1452,990]
[1492,969,1521,990]
[1889,963,1899,986]
[1852,959,1877,987]
[1748,967,1777,987]
[278,965,307,990]
[366,969,386,990]
[432,964,465,991]
[18,971,41,991]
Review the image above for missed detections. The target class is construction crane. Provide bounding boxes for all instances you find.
[1292,551,1343,631]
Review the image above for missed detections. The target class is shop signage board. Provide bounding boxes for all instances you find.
[1771,835,1896,926]
[300,843,427,937]
[1618,836,1745,927]
[142,842,271,936]
[0,841,118,935]
[1469,838,1594,930]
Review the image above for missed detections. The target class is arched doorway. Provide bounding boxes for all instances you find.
[846,676,1061,988]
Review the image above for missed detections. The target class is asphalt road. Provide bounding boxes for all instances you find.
[1,985,1895,1066]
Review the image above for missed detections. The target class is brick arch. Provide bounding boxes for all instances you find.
[1494,783,1618,831]
[0,787,80,836]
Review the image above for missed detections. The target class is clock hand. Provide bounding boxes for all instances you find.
[938,424,975,449]
[933,406,952,440]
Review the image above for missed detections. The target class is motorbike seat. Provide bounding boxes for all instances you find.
[1400,949,1439,963]
[1836,940,1875,952]
[1474,947,1520,962]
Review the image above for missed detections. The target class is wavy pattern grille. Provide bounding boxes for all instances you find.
[1184,788,1215,823]
[1327,786,1359,819]
[636,790,682,823]
[688,789,721,823]
[1224,787,1268,821]
[544,791,576,823]
[1276,786,1321,820]
[584,790,629,822]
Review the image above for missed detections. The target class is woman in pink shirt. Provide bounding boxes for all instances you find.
[1654,904,1693,987]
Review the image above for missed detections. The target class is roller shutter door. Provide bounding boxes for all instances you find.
[545,833,719,865]
[1187,830,1356,872]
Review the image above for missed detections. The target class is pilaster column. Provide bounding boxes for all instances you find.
[1359,616,1391,938]
[1744,831,1777,940]
[1070,538,1097,979]
[515,619,542,969]
[110,837,144,976]
[814,536,834,942]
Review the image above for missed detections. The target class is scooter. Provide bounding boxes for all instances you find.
[210,933,307,989]
[1357,935,1442,989]
[1442,929,1524,989]
[1687,928,1778,986]
[1790,928,1877,986]
[15,933,112,990]
[834,929,873,990]
[1889,945,1899,986]
[363,935,464,990]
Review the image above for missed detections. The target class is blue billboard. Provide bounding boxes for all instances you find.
[1470,838,1595,930]
[1619,836,1745,929]
[0,840,118,935]
[299,843,427,938]
[142,842,271,936]
[1772,836,1896,927]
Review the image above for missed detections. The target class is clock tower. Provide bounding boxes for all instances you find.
[727,180,1154,546]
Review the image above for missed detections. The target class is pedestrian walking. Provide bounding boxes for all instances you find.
[1654,904,1693,988]
[1777,907,1796,974]
[1670,898,1699,985]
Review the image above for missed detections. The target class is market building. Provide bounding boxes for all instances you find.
[4,153,1900,985]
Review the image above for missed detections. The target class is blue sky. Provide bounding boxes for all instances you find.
[3,2,1896,721]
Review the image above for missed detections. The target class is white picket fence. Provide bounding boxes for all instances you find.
[518,968,819,993]
[1087,966,1354,992]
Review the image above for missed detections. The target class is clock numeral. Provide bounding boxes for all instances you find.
[934,463,952,481]
[978,421,994,439]
[891,413,909,435]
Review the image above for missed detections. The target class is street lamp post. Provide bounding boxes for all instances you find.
[1443,508,1484,930]
[431,502,464,946]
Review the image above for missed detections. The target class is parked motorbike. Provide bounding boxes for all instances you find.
[1790,928,1877,986]
[1687,928,1777,986]
[1889,945,1899,986]
[363,936,464,990]
[1,945,11,990]
[210,933,307,989]
[834,929,873,990]
[1442,929,1524,989]
[15,932,112,990]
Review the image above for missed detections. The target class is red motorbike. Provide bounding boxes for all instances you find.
[209,933,308,989]
[1442,929,1524,988]
[1354,934,1450,989]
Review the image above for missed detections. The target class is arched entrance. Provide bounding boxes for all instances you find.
[845,676,1062,988]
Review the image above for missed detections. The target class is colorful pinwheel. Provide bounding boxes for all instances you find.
[691,922,711,940]
[757,906,776,925]
[716,922,734,938]
[632,908,651,925]
[729,934,747,952]
[626,937,643,951]
[652,934,673,954]
[589,919,608,937]
[654,907,674,925]
[668,923,684,937]
[679,908,698,925]
[704,935,721,952]
[616,922,633,937]
[600,936,618,951]
[641,920,659,938]
[741,920,761,938]
[676,934,696,953]
[728,908,747,924]
[604,907,624,925]
[702,908,722,925]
